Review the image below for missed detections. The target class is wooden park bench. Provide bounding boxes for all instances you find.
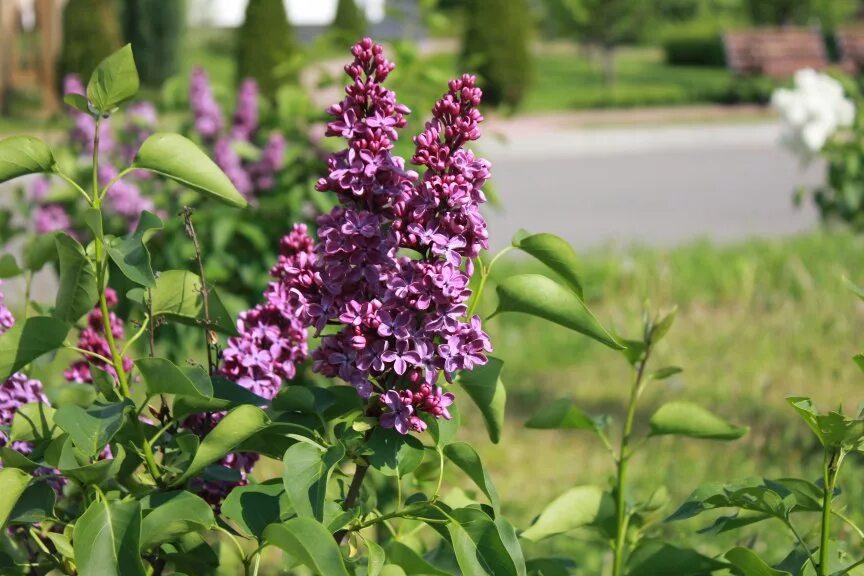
[723,27,828,77]
[837,27,864,73]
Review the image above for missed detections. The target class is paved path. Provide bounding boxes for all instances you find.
[480,121,823,251]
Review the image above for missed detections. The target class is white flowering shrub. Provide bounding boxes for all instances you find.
[773,70,864,228]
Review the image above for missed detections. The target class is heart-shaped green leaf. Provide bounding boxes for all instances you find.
[0,468,32,530]
[0,317,68,381]
[649,402,748,441]
[135,358,214,400]
[139,491,215,549]
[221,480,291,538]
[144,269,237,335]
[54,401,131,457]
[493,275,623,350]
[457,357,506,444]
[0,136,55,184]
[520,485,613,542]
[263,518,350,576]
[526,399,609,434]
[282,442,345,521]
[54,233,98,323]
[443,442,500,512]
[86,44,140,114]
[512,231,583,297]
[172,405,270,485]
[105,211,163,287]
[73,498,145,576]
[134,133,247,208]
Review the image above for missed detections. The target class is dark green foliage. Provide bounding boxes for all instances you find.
[120,0,185,87]
[57,0,121,85]
[663,34,726,67]
[331,0,367,44]
[461,0,532,108]
[236,0,297,100]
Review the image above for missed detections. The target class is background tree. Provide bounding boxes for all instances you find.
[236,0,297,101]
[57,0,121,84]
[121,0,185,88]
[563,0,653,86]
[460,0,532,109]
[331,0,367,45]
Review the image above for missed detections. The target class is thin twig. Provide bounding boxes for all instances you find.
[182,207,217,375]
[333,463,370,543]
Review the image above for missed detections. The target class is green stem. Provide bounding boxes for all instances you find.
[786,518,818,570]
[64,346,113,367]
[611,338,652,576]
[819,449,840,576]
[23,271,32,320]
[100,167,134,201]
[467,246,513,318]
[88,119,162,486]
[55,169,92,204]
[120,314,150,357]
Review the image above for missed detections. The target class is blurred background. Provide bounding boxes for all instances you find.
[5,0,864,569]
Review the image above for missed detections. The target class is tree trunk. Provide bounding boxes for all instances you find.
[602,44,616,87]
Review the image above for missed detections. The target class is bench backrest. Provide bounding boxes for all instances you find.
[724,27,827,77]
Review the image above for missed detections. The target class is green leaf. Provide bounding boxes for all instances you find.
[139,491,214,550]
[525,399,608,434]
[443,442,500,512]
[425,402,461,448]
[512,231,583,297]
[0,136,55,183]
[649,366,682,381]
[8,482,56,524]
[9,402,57,443]
[263,518,350,576]
[493,275,623,350]
[53,234,98,323]
[439,507,527,576]
[105,211,163,287]
[520,486,613,542]
[0,468,31,530]
[134,357,214,399]
[173,405,270,485]
[649,402,748,441]
[665,478,803,525]
[358,534,386,576]
[457,357,506,444]
[651,307,678,344]
[787,396,864,450]
[367,427,425,478]
[0,316,68,381]
[0,254,22,279]
[626,541,728,576]
[86,44,139,114]
[134,133,247,208]
[54,401,131,457]
[25,232,60,271]
[725,547,791,576]
[0,447,42,471]
[145,269,237,335]
[221,480,290,538]
[385,541,452,576]
[58,440,126,485]
[64,93,91,114]
[73,499,145,576]
[282,442,345,521]
[173,375,268,418]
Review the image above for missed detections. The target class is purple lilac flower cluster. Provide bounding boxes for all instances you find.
[0,281,48,455]
[189,68,286,199]
[295,39,492,435]
[65,288,134,384]
[181,224,315,506]
[221,223,316,399]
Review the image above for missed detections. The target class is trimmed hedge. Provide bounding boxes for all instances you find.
[663,34,726,68]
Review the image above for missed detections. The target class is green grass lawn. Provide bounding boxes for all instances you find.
[455,231,864,572]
